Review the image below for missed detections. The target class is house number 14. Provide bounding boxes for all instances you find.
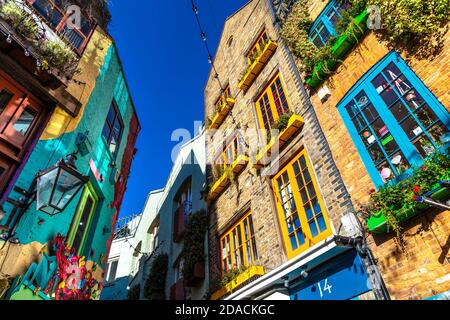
[317,279,333,298]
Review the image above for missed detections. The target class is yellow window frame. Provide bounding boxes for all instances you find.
[272,149,332,259]
[214,134,244,169]
[255,73,291,133]
[247,30,270,65]
[220,211,258,275]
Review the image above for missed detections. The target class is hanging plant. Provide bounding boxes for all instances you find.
[0,1,40,40]
[181,210,208,285]
[361,149,450,236]
[40,40,78,74]
[143,253,168,300]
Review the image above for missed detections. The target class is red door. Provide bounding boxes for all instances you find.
[0,72,48,198]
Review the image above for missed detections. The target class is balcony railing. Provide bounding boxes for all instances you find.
[114,214,141,240]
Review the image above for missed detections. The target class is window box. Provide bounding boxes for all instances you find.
[306,10,368,89]
[184,262,205,287]
[238,40,278,91]
[208,155,249,201]
[367,182,450,234]
[254,114,305,169]
[210,266,265,300]
[209,98,235,130]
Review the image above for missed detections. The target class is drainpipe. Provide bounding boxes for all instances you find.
[334,235,391,300]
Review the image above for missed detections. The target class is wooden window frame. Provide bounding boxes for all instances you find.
[67,182,99,255]
[219,211,258,275]
[337,51,450,187]
[272,149,332,259]
[213,133,244,169]
[26,0,95,55]
[246,30,270,65]
[255,73,291,133]
[102,100,124,158]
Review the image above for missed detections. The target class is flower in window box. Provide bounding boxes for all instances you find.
[412,186,421,194]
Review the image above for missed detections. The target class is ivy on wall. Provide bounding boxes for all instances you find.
[181,210,208,284]
[279,0,450,83]
[143,253,168,300]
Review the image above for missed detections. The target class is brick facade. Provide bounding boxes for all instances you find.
[293,0,450,300]
[205,0,355,296]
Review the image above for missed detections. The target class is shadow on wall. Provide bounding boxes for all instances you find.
[100,276,130,300]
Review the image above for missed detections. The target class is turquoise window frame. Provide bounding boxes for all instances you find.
[309,0,348,47]
[337,51,450,187]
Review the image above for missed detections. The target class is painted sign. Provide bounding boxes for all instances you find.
[290,250,371,300]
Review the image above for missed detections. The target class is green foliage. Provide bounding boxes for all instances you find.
[143,253,169,300]
[220,265,248,287]
[368,0,450,57]
[362,150,450,236]
[40,40,78,73]
[273,112,294,132]
[181,210,208,283]
[127,284,140,300]
[0,1,39,39]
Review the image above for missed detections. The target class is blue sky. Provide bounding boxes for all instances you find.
[109,1,248,217]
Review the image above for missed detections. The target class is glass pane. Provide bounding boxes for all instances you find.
[428,122,449,146]
[415,105,438,128]
[377,161,395,183]
[401,116,423,139]
[412,135,436,158]
[107,105,116,125]
[317,214,327,232]
[390,152,410,175]
[51,170,84,210]
[372,119,390,138]
[72,196,94,251]
[101,123,111,142]
[289,234,298,250]
[318,22,332,43]
[390,101,409,122]
[383,62,402,81]
[109,134,118,155]
[352,113,366,132]
[404,89,424,110]
[360,129,376,147]
[311,34,323,47]
[296,230,305,246]
[312,198,322,215]
[13,107,37,135]
[392,75,413,96]
[36,168,58,210]
[299,156,307,170]
[381,135,399,155]
[345,101,357,118]
[363,104,378,123]
[309,220,318,237]
[368,143,385,164]
[380,87,398,106]
[372,74,389,94]
[0,90,13,115]
[355,92,370,109]
[304,204,313,220]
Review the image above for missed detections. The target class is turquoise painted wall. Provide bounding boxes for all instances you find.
[1,44,137,268]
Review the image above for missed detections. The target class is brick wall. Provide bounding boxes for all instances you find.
[205,0,355,293]
[297,1,450,300]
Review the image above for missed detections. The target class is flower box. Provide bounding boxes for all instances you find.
[210,266,265,300]
[306,10,369,89]
[184,262,205,287]
[238,40,278,91]
[209,98,235,130]
[253,114,305,169]
[367,183,450,234]
[208,155,249,201]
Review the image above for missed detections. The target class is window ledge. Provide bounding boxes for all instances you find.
[367,181,450,234]
[306,10,369,89]
[208,98,236,130]
[208,154,249,202]
[210,266,265,301]
[253,114,305,169]
[238,40,278,92]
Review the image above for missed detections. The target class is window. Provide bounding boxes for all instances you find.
[309,0,349,47]
[214,84,232,112]
[220,212,258,274]
[102,101,123,157]
[256,74,291,132]
[27,0,94,53]
[338,52,450,186]
[106,260,119,282]
[175,182,192,221]
[227,36,233,48]
[214,134,245,168]
[67,183,99,255]
[272,149,332,259]
[247,30,269,65]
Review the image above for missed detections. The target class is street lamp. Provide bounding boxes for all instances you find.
[3,153,89,241]
[36,154,89,216]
